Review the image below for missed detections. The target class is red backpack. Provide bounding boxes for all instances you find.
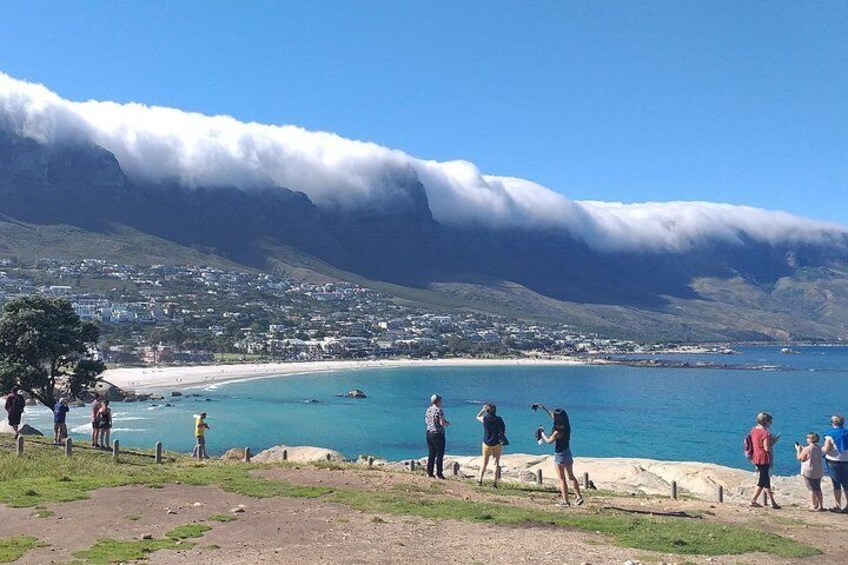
[743,432,755,462]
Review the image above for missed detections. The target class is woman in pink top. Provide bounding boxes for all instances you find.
[749,412,781,509]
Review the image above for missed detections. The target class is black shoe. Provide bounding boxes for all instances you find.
[427,473,435,478]
[436,475,447,480]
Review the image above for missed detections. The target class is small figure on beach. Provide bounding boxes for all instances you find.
[4,386,25,438]
[746,411,780,509]
[90,396,102,447]
[795,432,824,511]
[53,398,69,445]
[192,412,210,459]
[425,394,449,479]
[96,400,112,449]
[822,414,848,513]
[532,402,583,507]
[476,403,506,487]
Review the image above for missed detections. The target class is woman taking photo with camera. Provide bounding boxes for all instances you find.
[533,402,583,507]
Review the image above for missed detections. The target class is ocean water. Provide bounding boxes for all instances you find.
[19,346,848,475]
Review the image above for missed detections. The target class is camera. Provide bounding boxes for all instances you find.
[531,403,540,411]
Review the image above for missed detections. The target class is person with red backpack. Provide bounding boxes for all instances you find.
[4,386,26,438]
[747,411,781,509]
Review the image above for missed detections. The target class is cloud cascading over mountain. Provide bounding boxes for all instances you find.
[1,72,845,253]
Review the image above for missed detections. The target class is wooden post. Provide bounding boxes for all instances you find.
[325,453,332,462]
[282,449,288,461]
[243,447,251,463]
[717,485,724,503]
[671,480,678,500]
[409,459,416,471]
[368,456,374,466]
[15,435,23,457]
[65,437,73,457]
[452,461,460,476]
[155,442,163,464]
[583,472,589,490]
[112,439,120,462]
[762,491,768,506]
[535,468,543,485]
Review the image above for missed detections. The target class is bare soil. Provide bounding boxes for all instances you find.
[3,464,848,564]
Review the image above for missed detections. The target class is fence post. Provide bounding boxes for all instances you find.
[368,456,374,466]
[65,437,73,457]
[409,459,416,472]
[112,439,120,462]
[325,453,332,462]
[535,468,543,485]
[717,485,724,503]
[155,442,163,464]
[452,461,460,476]
[15,435,23,457]
[282,449,288,461]
[671,480,678,500]
[243,447,251,463]
[583,472,589,490]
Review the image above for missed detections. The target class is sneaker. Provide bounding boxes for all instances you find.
[476,480,483,487]
[556,500,570,507]
[574,496,584,506]
[435,475,447,480]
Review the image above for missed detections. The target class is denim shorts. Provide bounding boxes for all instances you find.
[554,449,573,466]
[826,459,848,490]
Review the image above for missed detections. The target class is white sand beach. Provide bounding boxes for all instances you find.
[104,357,592,391]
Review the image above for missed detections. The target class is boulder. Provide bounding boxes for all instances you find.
[347,389,367,399]
[0,422,43,436]
[253,445,346,464]
[90,381,127,402]
[171,391,183,397]
[221,448,247,461]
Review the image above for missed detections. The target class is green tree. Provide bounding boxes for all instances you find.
[0,296,105,405]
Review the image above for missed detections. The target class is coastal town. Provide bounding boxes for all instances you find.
[0,258,675,366]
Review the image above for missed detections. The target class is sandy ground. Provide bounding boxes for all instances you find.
[103,357,592,391]
[5,463,848,565]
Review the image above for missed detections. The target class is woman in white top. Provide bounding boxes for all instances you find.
[795,432,824,511]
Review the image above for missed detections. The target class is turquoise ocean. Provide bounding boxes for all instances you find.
[20,346,848,475]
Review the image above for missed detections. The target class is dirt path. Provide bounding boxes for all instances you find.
[3,464,847,564]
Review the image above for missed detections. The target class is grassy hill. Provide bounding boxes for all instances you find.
[0,435,825,562]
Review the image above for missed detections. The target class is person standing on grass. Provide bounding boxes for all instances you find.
[533,402,583,508]
[476,403,506,488]
[90,396,102,447]
[53,398,69,445]
[822,414,848,513]
[425,394,449,479]
[795,432,824,511]
[748,411,781,509]
[192,412,210,459]
[96,400,112,449]
[4,386,25,438]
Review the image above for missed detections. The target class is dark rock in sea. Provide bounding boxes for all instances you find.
[346,389,367,399]
[171,391,183,397]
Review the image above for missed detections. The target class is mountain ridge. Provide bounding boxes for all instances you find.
[1,127,847,342]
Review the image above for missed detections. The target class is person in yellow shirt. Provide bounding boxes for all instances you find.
[192,412,210,459]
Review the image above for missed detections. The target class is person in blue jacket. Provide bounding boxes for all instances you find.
[822,414,848,512]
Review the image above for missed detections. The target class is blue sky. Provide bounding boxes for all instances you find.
[1,1,846,223]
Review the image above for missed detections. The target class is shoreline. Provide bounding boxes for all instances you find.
[103,356,596,391]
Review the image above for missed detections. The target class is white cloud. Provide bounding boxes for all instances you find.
[1,72,845,253]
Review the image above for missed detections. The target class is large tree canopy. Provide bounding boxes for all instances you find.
[0,296,105,405]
